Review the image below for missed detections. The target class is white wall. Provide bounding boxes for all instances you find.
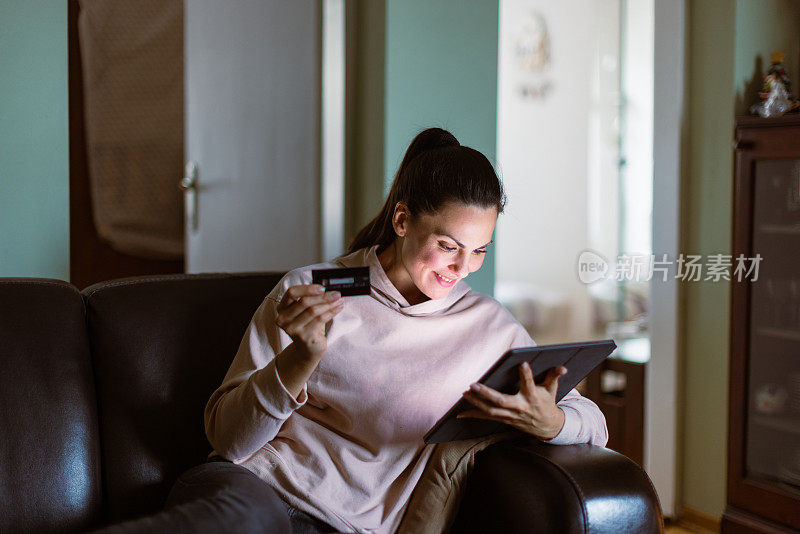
[497,0,654,337]
[587,0,622,270]
[498,0,678,518]
[621,0,654,256]
[496,0,598,342]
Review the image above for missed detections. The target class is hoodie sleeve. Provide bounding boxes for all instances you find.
[508,325,609,447]
[204,281,309,463]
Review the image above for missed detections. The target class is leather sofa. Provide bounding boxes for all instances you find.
[0,273,664,533]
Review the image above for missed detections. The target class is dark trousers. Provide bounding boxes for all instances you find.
[163,455,342,534]
[89,456,342,533]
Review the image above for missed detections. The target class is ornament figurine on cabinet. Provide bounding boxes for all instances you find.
[750,51,800,117]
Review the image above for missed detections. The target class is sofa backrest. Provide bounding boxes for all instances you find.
[0,279,103,534]
[81,272,284,524]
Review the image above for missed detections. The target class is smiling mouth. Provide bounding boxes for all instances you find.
[434,272,457,283]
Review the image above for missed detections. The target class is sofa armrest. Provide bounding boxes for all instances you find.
[87,461,290,534]
[449,436,663,534]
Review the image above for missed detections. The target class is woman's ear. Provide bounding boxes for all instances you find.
[392,202,410,237]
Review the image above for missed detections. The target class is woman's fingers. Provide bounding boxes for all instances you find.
[283,298,342,333]
[517,363,565,400]
[467,383,515,408]
[278,284,324,311]
[273,284,344,359]
[459,365,568,435]
[278,284,338,315]
[314,300,345,326]
[276,285,340,326]
[518,362,536,398]
[276,289,343,344]
[276,286,322,324]
[540,366,567,396]
[461,391,517,420]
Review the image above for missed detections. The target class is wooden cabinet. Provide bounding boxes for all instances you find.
[581,356,645,467]
[723,116,800,533]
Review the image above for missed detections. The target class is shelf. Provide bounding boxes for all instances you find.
[750,414,800,435]
[756,327,800,342]
[758,224,800,235]
[775,480,800,495]
[736,114,800,128]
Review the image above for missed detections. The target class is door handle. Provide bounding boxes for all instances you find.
[180,161,198,232]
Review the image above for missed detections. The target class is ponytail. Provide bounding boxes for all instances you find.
[346,127,505,255]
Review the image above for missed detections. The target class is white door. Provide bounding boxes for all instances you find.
[184,0,323,273]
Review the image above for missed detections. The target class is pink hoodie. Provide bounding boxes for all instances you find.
[204,244,608,533]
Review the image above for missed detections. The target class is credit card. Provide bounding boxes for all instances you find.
[311,266,371,296]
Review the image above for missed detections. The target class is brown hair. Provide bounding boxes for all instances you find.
[346,127,506,254]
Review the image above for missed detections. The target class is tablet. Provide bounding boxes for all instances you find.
[423,339,617,444]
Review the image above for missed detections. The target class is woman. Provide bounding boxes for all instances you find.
[198,128,608,533]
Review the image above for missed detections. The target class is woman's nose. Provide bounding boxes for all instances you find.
[450,253,469,276]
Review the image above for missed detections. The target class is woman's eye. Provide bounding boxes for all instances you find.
[439,243,486,255]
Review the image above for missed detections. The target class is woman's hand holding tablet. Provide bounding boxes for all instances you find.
[423,339,617,444]
[457,362,569,440]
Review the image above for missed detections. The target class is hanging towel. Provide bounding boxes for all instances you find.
[78,0,184,259]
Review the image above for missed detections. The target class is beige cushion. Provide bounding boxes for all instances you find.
[397,432,520,534]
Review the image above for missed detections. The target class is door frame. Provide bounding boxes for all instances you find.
[322,0,346,261]
[649,0,686,519]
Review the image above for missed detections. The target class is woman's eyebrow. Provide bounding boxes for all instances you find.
[436,231,493,249]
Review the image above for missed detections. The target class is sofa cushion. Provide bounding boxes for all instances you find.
[82,272,283,523]
[0,279,102,533]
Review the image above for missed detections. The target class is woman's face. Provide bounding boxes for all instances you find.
[381,200,498,304]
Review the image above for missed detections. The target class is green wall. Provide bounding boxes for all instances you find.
[683,0,736,517]
[733,0,800,115]
[383,0,499,295]
[0,1,69,279]
[683,0,800,519]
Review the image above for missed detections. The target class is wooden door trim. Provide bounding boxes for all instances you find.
[68,0,184,289]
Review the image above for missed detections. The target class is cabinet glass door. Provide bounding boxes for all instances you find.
[746,158,800,493]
